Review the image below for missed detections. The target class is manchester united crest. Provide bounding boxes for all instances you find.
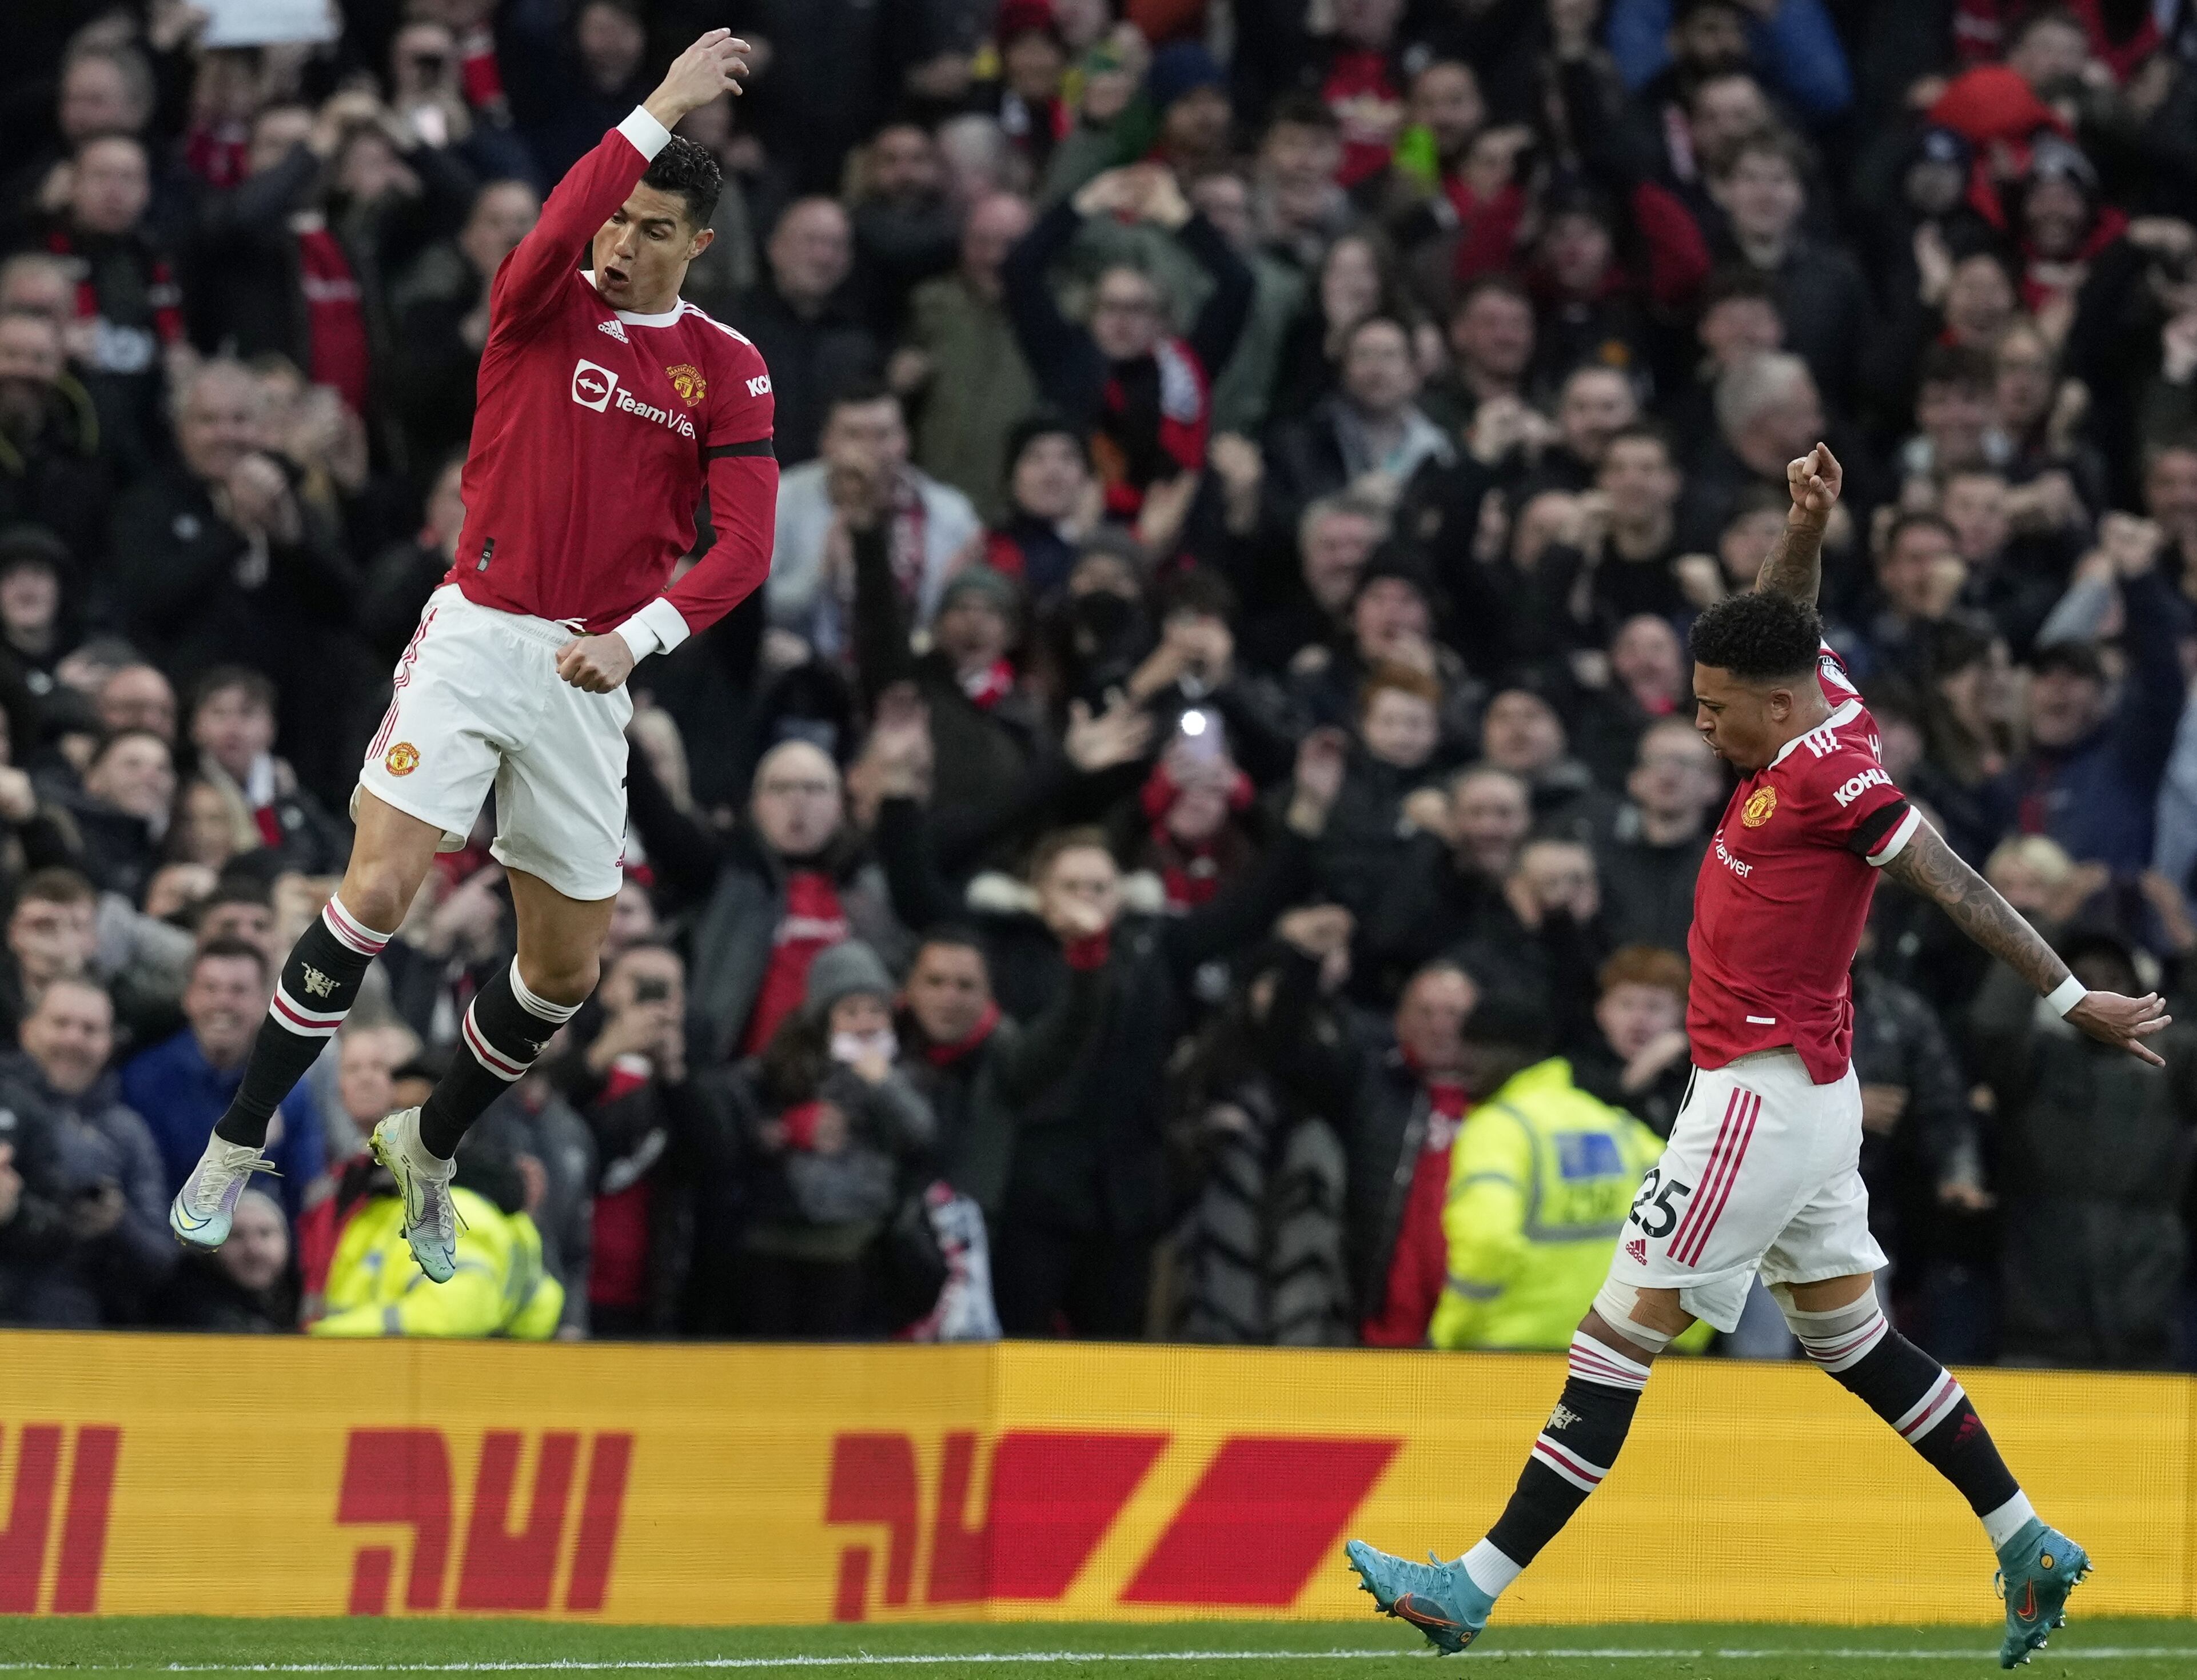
[1741,785,1777,828]
[385,741,420,777]
[665,363,707,406]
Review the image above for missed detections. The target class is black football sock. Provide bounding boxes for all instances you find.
[1465,1329,1654,1597]
[414,962,580,1159]
[1804,1303,2030,1545]
[214,896,391,1147]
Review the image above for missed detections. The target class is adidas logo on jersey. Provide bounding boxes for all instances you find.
[1625,1236,1648,1264]
[599,318,628,343]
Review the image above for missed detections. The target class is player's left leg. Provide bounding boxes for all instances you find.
[420,868,604,1159]
[1775,1267,2089,1665]
[372,871,603,1279]
[1766,1155,2088,1667]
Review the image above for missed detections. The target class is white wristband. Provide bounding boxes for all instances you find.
[2044,975,2086,1017]
[612,596,692,665]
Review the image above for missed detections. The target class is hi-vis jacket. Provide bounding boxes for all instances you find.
[1430,1058,1667,1351]
[308,1186,563,1339]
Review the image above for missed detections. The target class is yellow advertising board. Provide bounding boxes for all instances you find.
[0,1332,2188,1625]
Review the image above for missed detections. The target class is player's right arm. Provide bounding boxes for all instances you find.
[1880,816,2174,1065]
[1754,441,1841,607]
[490,31,751,335]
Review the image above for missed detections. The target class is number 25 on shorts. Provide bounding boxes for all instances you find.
[1628,1168,1694,1240]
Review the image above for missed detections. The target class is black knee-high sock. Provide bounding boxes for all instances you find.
[1481,1329,1653,1572]
[416,962,579,1158]
[214,897,391,1147]
[1812,1310,2023,1525]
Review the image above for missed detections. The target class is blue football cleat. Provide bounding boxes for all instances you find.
[370,1108,459,1283]
[1995,1518,2090,1669]
[169,1135,278,1249]
[1343,1539,1493,1655]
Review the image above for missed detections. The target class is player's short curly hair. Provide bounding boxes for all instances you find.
[643,135,722,230]
[1688,589,1822,682]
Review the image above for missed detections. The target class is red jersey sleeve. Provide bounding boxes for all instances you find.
[489,107,670,338]
[1797,733,1919,868]
[613,327,777,656]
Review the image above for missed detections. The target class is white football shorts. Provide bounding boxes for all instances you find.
[1604,1047,1886,1333]
[354,585,631,902]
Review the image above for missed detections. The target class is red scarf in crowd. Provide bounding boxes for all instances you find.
[45,228,184,351]
[1361,1064,1469,1347]
[294,224,373,416]
[588,1058,657,1312]
[959,659,1016,711]
[184,120,250,189]
[1141,761,1253,909]
[458,25,507,109]
[743,873,850,1055]
[1097,337,1210,517]
[1322,48,1405,188]
[922,1003,1003,1067]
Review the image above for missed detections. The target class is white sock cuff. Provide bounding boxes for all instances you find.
[509,965,581,1025]
[1982,1490,2037,1551]
[1459,1539,1522,1599]
[1777,1283,1889,1373]
[1569,1326,1654,1389]
[323,894,394,955]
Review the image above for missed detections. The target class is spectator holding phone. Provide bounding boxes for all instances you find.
[0,978,172,1324]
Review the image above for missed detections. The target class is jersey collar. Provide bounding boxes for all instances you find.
[583,270,684,328]
[1769,697,1861,768]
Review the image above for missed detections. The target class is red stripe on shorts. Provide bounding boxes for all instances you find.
[369,606,438,761]
[1665,1088,1741,1259]
[1676,1090,1760,1267]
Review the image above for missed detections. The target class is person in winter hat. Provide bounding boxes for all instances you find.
[728,940,938,1338]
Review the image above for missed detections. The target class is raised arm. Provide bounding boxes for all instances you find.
[1881,815,2171,1064]
[492,33,752,334]
[1754,442,1841,606]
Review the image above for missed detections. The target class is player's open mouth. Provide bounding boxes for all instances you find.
[601,266,631,290]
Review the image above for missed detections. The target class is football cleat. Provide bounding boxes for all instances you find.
[1994,1518,2090,1669]
[1343,1539,1493,1655]
[168,1135,280,1249]
[369,1108,459,1283]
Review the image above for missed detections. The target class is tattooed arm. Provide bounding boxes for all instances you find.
[1755,442,1843,607]
[1880,816,2172,1065]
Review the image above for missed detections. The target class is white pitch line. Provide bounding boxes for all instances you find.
[0,1649,2194,1672]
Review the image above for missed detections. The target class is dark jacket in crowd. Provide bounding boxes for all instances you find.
[1972,955,2197,1369]
[0,1051,172,1326]
[1982,569,2188,872]
[900,957,1107,1219]
[725,280,883,468]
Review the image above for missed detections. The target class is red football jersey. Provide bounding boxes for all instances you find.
[449,109,777,650]
[1686,645,1920,1084]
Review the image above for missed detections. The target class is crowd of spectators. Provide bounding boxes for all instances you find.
[0,0,2194,1367]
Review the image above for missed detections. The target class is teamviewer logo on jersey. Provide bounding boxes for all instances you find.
[571,360,619,412]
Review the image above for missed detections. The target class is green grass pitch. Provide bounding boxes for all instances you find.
[3,1618,2196,1678]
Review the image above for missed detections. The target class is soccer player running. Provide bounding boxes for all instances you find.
[168,32,774,1280]
[1346,444,2168,1669]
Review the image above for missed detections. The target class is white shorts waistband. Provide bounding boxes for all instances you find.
[430,584,585,650]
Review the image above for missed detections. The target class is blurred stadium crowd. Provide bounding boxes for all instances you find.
[0,0,2194,1363]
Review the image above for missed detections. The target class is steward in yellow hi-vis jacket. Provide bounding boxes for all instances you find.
[1430,997,1700,1352]
[306,1166,562,1339]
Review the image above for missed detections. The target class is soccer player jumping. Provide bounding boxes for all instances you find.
[169,32,773,1279]
[1347,444,2167,1668]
